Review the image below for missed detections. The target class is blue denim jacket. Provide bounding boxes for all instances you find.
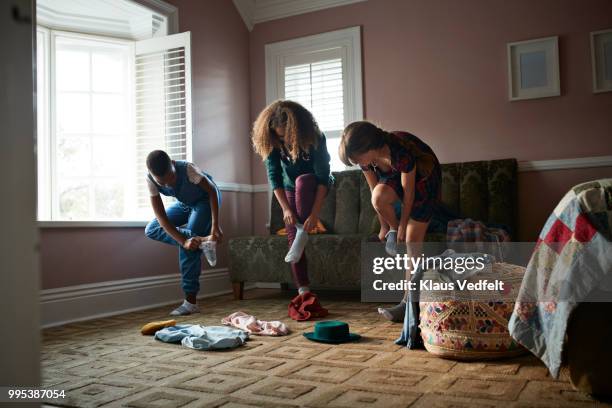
[148,160,213,206]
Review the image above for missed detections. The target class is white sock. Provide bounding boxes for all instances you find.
[298,286,310,295]
[385,229,398,256]
[169,299,199,316]
[200,240,217,267]
[183,299,198,310]
[285,223,309,263]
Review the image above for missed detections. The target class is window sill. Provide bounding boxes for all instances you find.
[38,221,148,228]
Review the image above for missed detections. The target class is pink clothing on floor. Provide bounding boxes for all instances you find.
[221,311,290,336]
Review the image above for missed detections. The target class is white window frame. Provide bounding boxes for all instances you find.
[36,23,192,228]
[37,26,51,222]
[37,0,179,228]
[264,26,363,208]
[37,29,138,227]
[265,26,363,134]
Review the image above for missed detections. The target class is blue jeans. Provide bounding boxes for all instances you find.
[145,200,214,295]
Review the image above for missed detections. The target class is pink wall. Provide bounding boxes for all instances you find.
[248,0,612,239]
[170,0,252,184]
[40,192,252,288]
[518,166,612,241]
[40,0,252,289]
[41,0,612,289]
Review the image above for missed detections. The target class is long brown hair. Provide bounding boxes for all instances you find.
[339,121,435,176]
[252,100,321,161]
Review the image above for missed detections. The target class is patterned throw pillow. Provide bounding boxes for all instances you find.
[419,262,527,360]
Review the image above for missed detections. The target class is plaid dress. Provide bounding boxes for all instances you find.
[361,131,441,222]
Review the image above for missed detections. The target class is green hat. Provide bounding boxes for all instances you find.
[303,321,361,344]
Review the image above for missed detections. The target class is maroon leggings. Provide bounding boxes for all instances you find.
[285,174,317,287]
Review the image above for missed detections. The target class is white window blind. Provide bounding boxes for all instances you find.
[284,58,344,132]
[134,32,192,211]
[266,27,363,172]
[284,57,346,171]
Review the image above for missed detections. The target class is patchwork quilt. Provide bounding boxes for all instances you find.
[509,179,612,377]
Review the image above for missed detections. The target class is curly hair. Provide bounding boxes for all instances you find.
[252,100,321,161]
[339,121,435,176]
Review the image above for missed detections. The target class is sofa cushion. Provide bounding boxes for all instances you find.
[229,235,291,284]
[269,195,285,235]
[359,173,378,234]
[268,159,517,237]
[228,234,365,287]
[333,171,361,234]
[305,234,364,287]
[459,161,489,223]
[440,163,460,215]
[319,175,337,233]
[419,262,527,360]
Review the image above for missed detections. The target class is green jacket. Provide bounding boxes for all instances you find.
[264,134,334,191]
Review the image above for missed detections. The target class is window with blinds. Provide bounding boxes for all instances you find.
[284,58,344,132]
[134,32,192,212]
[266,26,362,174]
[284,58,345,171]
[36,29,192,222]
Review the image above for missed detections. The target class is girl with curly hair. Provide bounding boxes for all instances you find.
[252,100,333,298]
[339,121,442,322]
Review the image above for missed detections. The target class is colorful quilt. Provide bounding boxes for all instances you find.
[509,179,612,377]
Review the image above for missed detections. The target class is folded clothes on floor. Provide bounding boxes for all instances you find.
[222,311,289,336]
[154,324,248,350]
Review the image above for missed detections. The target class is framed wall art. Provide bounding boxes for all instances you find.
[507,36,560,101]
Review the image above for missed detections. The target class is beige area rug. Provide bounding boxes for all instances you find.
[41,289,609,407]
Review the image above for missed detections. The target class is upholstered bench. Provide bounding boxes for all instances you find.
[229,159,518,299]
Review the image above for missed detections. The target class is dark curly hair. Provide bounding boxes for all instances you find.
[252,100,321,161]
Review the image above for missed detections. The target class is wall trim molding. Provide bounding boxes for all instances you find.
[232,0,367,31]
[215,181,269,193]
[40,268,255,328]
[38,182,271,228]
[518,155,612,172]
[40,268,227,302]
[38,155,610,228]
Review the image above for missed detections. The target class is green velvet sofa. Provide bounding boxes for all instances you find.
[228,159,517,299]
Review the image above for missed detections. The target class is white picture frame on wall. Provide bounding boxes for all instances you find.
[507,36,560,101]
[590,28,612,93]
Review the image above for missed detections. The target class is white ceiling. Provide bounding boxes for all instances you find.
[37,0,168,40]
[233,0,367,31]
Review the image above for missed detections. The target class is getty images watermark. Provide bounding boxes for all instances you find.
[360,242,536,303]
[371,252,505,291]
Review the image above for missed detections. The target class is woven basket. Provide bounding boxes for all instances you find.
[419,262,527,360]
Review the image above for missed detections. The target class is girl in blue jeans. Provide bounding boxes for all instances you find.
[144,150,223,316]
